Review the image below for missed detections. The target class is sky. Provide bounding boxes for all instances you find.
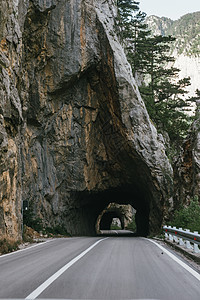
[139,0,200,20]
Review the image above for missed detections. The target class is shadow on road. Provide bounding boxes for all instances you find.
[97,229,141,237]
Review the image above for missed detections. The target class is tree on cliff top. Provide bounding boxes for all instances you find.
[116,0,139,41]
[116,1,194,146]
[138,35,194,143]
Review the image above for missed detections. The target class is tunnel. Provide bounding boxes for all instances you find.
[93,188,150,236]
[111,218,122,230]
[99,212,124,230]
[97,204,126,231]
[70,184,152,237]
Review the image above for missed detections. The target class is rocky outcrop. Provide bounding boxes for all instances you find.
[174,101,200,205]
[0,0,24,239]
[0,0,173,240]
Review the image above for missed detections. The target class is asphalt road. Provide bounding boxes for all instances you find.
[0,236,200,300]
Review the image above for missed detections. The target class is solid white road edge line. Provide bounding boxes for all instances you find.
[25,237,109,300]
[0,239,54,259]
[148,239,200,282]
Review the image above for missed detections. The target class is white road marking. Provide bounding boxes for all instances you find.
[148,239,200,282]
[0,239,53,259]
[25,238,108,300]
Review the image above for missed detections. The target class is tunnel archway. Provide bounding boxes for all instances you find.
[111,218,122,230]
[71,184,151,237]
[99,212,124,230]
[96,202,134,233]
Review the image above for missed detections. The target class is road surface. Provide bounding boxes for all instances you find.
[0,236,199,299]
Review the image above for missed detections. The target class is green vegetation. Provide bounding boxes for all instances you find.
[110,224,122,230]
[170,196,200,232]
[45,226,70,236]
[23,203,43,233]
[147,12,200,56]
[126,218,137,232]
[116,0,139,42]
[168,12,200,56]
[23,201,70,237]
[0,238,20,254]
[116,1,195,148]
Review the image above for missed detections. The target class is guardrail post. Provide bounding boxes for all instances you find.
[193,231,200,253]
[179,238,184,246]
[165,232,169,239]
[178,228,184,246]
[194,243,200,253]
[174,236,178,243]
[172,226,178,243]
[185,229,192,249]
[186,240,191,249]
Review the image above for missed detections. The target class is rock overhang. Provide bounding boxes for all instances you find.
[0,0,173,240]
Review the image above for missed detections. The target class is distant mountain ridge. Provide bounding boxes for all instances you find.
[146,12,200,56]
[146,12,200,107]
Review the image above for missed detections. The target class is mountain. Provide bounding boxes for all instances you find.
[146,12,200,109]
[146,12,200,56]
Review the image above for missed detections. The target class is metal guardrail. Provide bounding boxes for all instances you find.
[163,225,200,254]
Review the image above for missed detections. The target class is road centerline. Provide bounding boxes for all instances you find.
[25,237,108,300]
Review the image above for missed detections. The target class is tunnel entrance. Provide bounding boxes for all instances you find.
[96,203,134,233]
[99,210,124,231]
[72,185,151,237]
[111,218,122,230]
[100,212,123,230]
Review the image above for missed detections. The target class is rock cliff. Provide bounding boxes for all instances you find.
[174,101,200,205]
[0,0,173,240]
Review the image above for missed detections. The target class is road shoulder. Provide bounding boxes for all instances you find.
[152,238,200,273]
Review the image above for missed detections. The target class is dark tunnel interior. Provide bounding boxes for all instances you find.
[99,212,124,230]
[74,184,151,237]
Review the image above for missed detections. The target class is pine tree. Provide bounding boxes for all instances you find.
[115,0,139,42]
[138,35,194,142]
[116,0,139,23]
[116,1,194,145]
[126,11,151,78]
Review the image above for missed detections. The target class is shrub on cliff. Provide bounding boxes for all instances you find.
[23,202,43,233]
[0,238,20,255]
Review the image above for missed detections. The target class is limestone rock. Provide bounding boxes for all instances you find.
[174,102,200,205]
[0,0,23,240]
[0,0,173,240]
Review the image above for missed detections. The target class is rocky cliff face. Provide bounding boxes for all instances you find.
[0,0,173,240]
[174,101,200,205]
[0,0,24,239]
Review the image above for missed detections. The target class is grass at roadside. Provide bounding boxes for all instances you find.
[0,237,20,255]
